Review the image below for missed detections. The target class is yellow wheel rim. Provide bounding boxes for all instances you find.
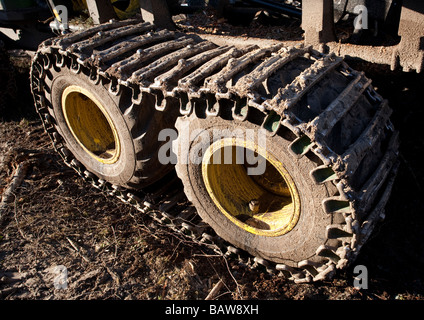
[62,85,121,164]
[111,0,140,20]
[202,138,300,237]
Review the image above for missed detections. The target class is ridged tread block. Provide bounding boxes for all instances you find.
[170,35,399,280]
[30,18,399,283]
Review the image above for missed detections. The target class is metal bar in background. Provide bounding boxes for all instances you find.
[86,0,117,24]
[302,0,337,46]
[139,0,175,30]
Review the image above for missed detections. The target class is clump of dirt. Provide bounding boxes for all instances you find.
[1,9,424,301]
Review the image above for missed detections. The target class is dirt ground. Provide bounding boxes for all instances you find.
[1,8,424,301]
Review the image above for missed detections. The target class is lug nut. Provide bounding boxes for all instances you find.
[249,199,260,213]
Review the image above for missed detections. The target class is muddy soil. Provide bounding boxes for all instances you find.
[1,9,424,301]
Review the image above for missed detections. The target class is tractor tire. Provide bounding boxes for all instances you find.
[174,51,399,273]
[175,113,332,265]
[30,18,399,281]
[40,52,179,189]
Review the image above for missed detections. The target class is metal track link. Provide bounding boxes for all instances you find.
[30,19,399,283]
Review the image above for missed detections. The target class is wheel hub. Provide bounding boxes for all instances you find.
[202,138,300,237]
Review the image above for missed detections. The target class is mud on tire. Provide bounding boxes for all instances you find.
[175,114,335,266]
[39,52,179,189]
[174,51,400,279]
[30,19,399,282]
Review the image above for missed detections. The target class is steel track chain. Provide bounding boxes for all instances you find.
[30,21,399,283]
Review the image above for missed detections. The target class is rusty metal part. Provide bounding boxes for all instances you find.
[30,19,399,283]
[302,0,337,46]
[86,0,117,24]
[139,0,175,30]
[391,0,424,73]
[299,0,424,73]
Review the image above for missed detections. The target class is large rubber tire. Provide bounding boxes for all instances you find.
[175,114,335,266]
[30,18,398,279]
[43,58,178,189]
[174,56,398,269]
